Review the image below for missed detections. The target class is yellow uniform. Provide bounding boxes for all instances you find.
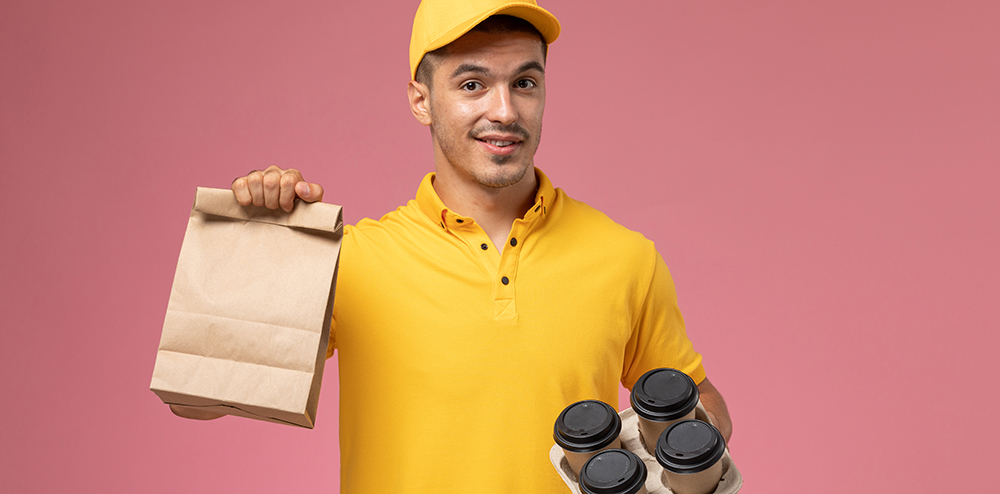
[329,168,704,493]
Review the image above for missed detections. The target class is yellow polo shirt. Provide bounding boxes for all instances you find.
[328,168,704,493]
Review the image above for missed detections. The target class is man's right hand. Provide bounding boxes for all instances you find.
[231,165,325,212]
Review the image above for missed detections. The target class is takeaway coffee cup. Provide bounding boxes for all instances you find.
[579,449,648,494]
[629,368,699,454]
[655,419,726,494]
[554,400,623,476]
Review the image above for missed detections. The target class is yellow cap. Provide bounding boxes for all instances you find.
[409,0,561,80]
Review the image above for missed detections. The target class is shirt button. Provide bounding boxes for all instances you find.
[456,219,463,223]
[510,238,517,247]
[481,243,488,250]
[501,276,509,285]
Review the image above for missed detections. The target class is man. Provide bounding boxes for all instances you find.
[176,1,732,492]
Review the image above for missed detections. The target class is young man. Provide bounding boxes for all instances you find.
[185,1,732,491]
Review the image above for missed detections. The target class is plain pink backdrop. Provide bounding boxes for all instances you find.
[2,1,998,492]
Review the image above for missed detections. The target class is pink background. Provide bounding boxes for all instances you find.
[2,0,998,492]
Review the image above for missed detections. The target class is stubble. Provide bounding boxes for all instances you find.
[432,119,540,189]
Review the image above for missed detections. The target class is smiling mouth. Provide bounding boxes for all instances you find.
[478,139,517,147]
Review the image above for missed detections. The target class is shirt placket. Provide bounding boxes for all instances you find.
[441,200,546,320]
[494,199,546,320]
[441,210,500,274]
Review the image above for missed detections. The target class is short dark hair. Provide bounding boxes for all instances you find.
[414,15,548,85]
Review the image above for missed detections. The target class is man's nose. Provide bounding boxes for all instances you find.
[485,86,517,125]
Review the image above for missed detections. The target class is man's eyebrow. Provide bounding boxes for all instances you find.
[450,63,490,79]
[516,61,545,75]
[448,61,545,79]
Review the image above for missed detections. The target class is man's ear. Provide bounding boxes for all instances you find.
[407,80,432,127]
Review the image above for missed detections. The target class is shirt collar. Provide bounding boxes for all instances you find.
[416,167,557,231]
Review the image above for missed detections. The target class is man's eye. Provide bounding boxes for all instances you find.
[516,79,535,89]
[463,82,482,91]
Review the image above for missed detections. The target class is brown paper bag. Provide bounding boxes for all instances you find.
[150,187,342,428]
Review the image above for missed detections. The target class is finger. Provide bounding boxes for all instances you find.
[278,170,303,212]
[262,168,282,209]
[231,177,252,206]
[295,182,324,202]
[247,170,265,206]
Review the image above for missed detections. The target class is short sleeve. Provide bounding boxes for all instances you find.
[620,249,705,390]
[326,225,353,359]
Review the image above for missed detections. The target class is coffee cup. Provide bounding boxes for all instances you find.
[579,449,648,494]
[629,368,699,454]
[655,419,726,494]
[554,400,623,476]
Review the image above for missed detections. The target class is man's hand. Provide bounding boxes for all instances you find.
[231,165,325,212]
[697,377,733,446]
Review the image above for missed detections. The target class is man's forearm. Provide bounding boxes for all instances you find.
[697,377,733,444]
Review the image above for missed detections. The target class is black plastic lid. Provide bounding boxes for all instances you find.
[553,400,622,453]
[629,368,699,422]
[655,419,726,474]
[579,449,648,494]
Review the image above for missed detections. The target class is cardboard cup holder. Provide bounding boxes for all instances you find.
[550,402,742,494]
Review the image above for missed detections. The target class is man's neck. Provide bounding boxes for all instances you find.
[432,166,538,254]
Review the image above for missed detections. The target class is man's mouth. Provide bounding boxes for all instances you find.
[475,136,522,156]
[472,124,529,157]
[480,139,516,147]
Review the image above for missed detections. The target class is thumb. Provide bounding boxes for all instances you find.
[295,182,324,203]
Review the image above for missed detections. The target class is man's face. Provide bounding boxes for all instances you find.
[421,30,546,189]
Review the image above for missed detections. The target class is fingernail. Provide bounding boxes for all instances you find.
[297,183,309,197]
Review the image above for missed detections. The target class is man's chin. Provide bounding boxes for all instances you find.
[474,161,531,188]
[489,153,516,165]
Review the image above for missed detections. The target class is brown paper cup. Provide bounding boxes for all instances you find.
[579,449,649,494]
[554,400,624,477]
[629,368,700,455]
[661,460,724,494]
[564,437,622,477]
[636,408,697,455]
[655,420,726,494]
